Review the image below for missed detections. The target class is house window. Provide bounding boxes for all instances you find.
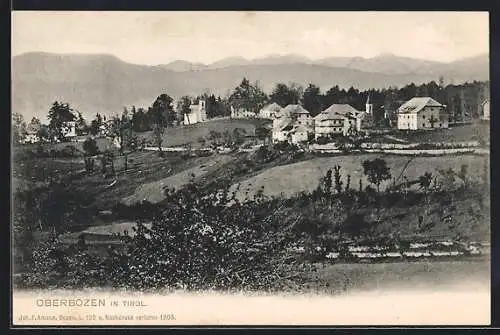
[439,123,442,127]
[422,115,426,119]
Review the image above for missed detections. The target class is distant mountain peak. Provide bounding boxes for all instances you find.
[157,60,207,72]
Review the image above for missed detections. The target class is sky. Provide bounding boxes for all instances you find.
[12,11,489,65]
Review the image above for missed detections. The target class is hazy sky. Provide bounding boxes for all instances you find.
[12,11,489,65]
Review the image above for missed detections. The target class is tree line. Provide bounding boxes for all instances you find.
[185,77,489,123]
[12,78,489,145]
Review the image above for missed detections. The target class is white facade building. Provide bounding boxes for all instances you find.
[281,104,314,127]
[22,133,40,144]
[231,106,255,119]
[290,125,310,144]
[62,121,77,139]
[271,105,315,144]
[314,104,364,138]
[396,97,448,130]
[184,100,207,125]
[259,102,283,119]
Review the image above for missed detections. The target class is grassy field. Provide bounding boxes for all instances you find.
[121,153,237,205]
[13,149,224,212]
[18,137,114,153]
[138,118,271,148]
[388,122,490,144]
[231,154,489,200]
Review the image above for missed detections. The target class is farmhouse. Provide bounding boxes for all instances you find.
[62,121,77,140]
[22,132,40,144]
[271,121,311,144]
[481,99,490,121]
[184,100,207,125]
[396,97,448,130]
[259,102,283,119]
[272,122,293,143]
[313,104,364,138]
[281,104,314,128]
[271,105,314,144]
[290,124,311,144]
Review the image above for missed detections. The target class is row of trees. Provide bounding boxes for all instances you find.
[12,102,88,144]
[190,77,489,124]
[12,78,489,145]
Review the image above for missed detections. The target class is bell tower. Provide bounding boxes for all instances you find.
[365,94,373,115]
[199,99,207,122]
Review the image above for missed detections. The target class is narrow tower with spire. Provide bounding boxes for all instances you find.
[365,94,373,115]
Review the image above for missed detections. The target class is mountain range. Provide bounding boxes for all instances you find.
[12,52,489,122]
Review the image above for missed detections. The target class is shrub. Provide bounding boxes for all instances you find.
[18,180,299,291]
[83,137,99,156]
[61,145,81,158]
[316,137,330,145]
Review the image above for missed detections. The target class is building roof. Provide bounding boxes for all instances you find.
[314,104,361,121]
[261,102,283,113]
[397,97,445,114]
[282,104,310,116]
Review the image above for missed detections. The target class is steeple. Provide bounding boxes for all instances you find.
[365,94,373,115]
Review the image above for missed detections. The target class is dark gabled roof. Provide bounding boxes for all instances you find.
[282,104,311,116]
[261,102,283,113]
[397,97,445,114]
[314,104,362,121]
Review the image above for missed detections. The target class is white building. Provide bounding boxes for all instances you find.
[62,121,77,139]
[22,132,40,144]
[272,122,293,143]
[231,106,255,119]
[481,99,490,121]
[184,100,207,125]
[259,102,283,119]
[314,104,364,138]
[271,105,315,144]
[281,104,314,127]
[396,97,448,130]
[290,124,310,144]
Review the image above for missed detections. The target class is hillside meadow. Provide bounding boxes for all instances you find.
[231,153,489,200]
[389,122,490,144]
[138,118,271,148]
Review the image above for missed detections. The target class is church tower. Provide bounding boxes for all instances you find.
[198,99,207,122]
[365,94,373,115]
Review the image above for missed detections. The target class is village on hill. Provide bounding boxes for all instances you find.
[14,77,490,149]
[12,75,490,294]
[10,10,493,326]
